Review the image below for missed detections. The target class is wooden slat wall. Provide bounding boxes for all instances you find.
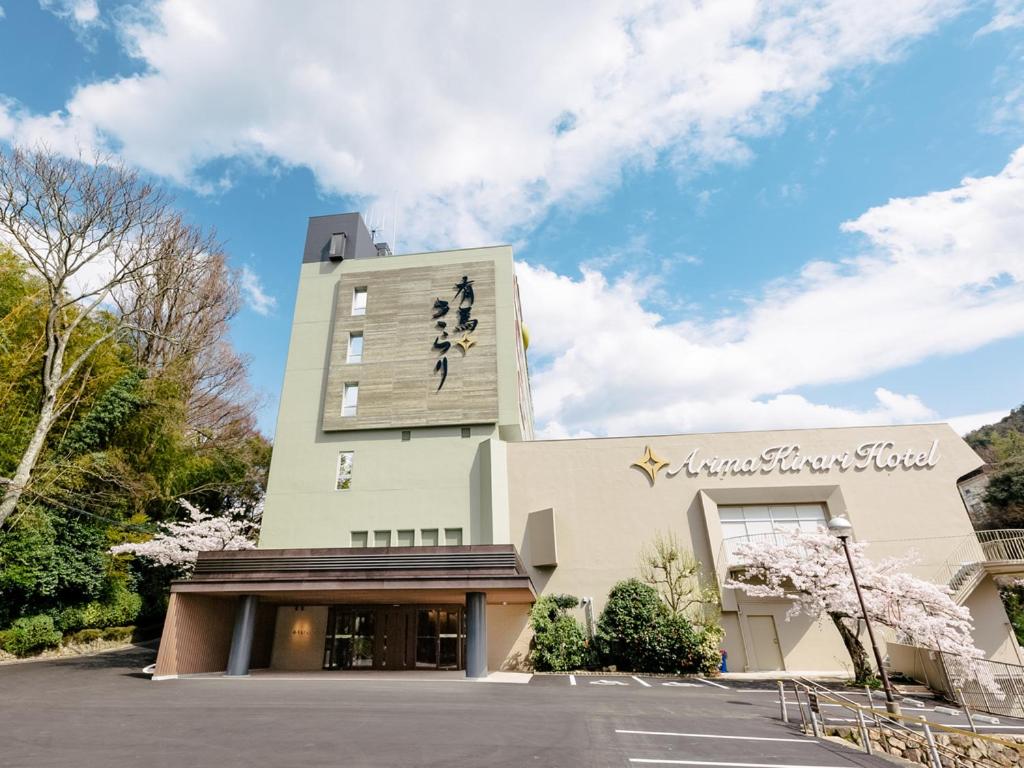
[322,261,499,430]
[154,593,236,676]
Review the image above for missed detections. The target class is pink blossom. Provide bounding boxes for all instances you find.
[110,498,258,572]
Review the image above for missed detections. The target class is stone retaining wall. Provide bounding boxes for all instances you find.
[824,724,1024,766]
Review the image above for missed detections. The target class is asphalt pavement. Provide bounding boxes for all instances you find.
[0,647,938,768]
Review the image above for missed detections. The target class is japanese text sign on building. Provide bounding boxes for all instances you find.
[431,275,478,391]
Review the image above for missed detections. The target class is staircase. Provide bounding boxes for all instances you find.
[935,529,1024,603]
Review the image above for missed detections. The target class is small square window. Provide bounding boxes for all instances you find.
[335,451,354,490]
[461,427,471,438]
[444,528,463,547]
[350,531,368,547]
[347,332,363,363]
[374,530,392,548]
[420,529,439,547]
[351,287,367,315]
[401,430,411,441]
[396,529,415,547]
[342,383,359,417]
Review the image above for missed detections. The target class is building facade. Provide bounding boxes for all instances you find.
[153,212,1021,679]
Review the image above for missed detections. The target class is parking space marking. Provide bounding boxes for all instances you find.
[616,730,810,743]
[632,676,653,687]
[590,679,629,685]
[662,681,702,687]
[629,760,843,767]
[695,677,730,689]
[569,674,576,685]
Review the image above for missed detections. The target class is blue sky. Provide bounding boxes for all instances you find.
[1,1,1022,438]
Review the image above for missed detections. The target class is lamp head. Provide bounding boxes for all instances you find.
[827,515,854,539]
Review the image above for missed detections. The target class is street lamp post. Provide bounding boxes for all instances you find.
[827,515,901,717]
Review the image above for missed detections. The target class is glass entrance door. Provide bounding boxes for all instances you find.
[415,607,464,670]
[323,605,464,670]
[323,607,375,669]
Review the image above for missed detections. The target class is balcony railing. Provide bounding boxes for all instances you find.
[934,529,1024,602]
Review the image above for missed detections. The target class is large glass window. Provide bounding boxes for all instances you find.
[720,503,827,560]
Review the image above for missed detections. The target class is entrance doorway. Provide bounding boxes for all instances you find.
[748,615,785,671]
[323,605,465,670]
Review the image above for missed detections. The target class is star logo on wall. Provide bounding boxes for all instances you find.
[631,445,670,485]
[455,334,476,353]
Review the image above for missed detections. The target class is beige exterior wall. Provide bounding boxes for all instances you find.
[505,423,1012,672]
[963,575,1022,663]
[270,605,330,670]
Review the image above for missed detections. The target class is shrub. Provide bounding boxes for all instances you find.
[65,628,103,644]
[596,579,664,671]
[530,594,588,672]
[1,615,62,657]
[80,584,142,629]
[596,578,724,674]
[101,626,134,642]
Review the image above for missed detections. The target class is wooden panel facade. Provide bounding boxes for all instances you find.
[154,593,236,677]
[322,261,498,431]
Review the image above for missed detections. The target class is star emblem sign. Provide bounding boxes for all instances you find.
[632,445,670,485]
[455,334,477,353]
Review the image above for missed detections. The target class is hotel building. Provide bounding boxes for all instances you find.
[153,213,1022,679]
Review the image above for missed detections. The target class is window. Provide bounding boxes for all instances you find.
[444,528,463,547]
[329,232,347,259]
[350,531,368,548]
[421,529,438,547]
[374,530,392,548]
[401,430,411,441]
[342,383,359,417]
[335,451,354,490]
[346,332,363,363]
[351,287,367,315]
[397,529,415,547]
[461,427,471,438]
[720,503,827,561]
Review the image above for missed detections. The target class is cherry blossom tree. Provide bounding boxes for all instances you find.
[727,529,999,693]
[110,498,258,572]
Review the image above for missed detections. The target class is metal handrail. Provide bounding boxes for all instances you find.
[788,677,1022,768]
[933,528,1024,600]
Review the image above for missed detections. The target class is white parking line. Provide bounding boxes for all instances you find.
[569,674,576,686]
[632,676,653,687]
[630,760,842,767]
[695,677,730,689]
[616,730,810,743]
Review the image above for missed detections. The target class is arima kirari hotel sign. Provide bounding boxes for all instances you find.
[631,440,941,485]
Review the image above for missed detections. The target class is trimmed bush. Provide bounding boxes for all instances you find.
[530,594,588,672]
[1,615,62,657]
[596,578,723,674]
[56,583,142,633]
[596,579,664,671]
[101,626,134,642]
[65,628,103,644]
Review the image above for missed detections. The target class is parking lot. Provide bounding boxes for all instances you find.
[0,646,1004,768]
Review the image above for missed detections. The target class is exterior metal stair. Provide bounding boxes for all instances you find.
[935,529,1024,604]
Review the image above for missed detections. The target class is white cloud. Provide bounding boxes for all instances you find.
[518,146,1024,437]
[0,0,968,248]
[239,265,276,317]
[945,409,1012,436]
[40,0,99,25]
[0,6,6,21]
[977,0,1024,35]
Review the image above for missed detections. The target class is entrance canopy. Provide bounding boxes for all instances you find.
[172,544,536,605]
